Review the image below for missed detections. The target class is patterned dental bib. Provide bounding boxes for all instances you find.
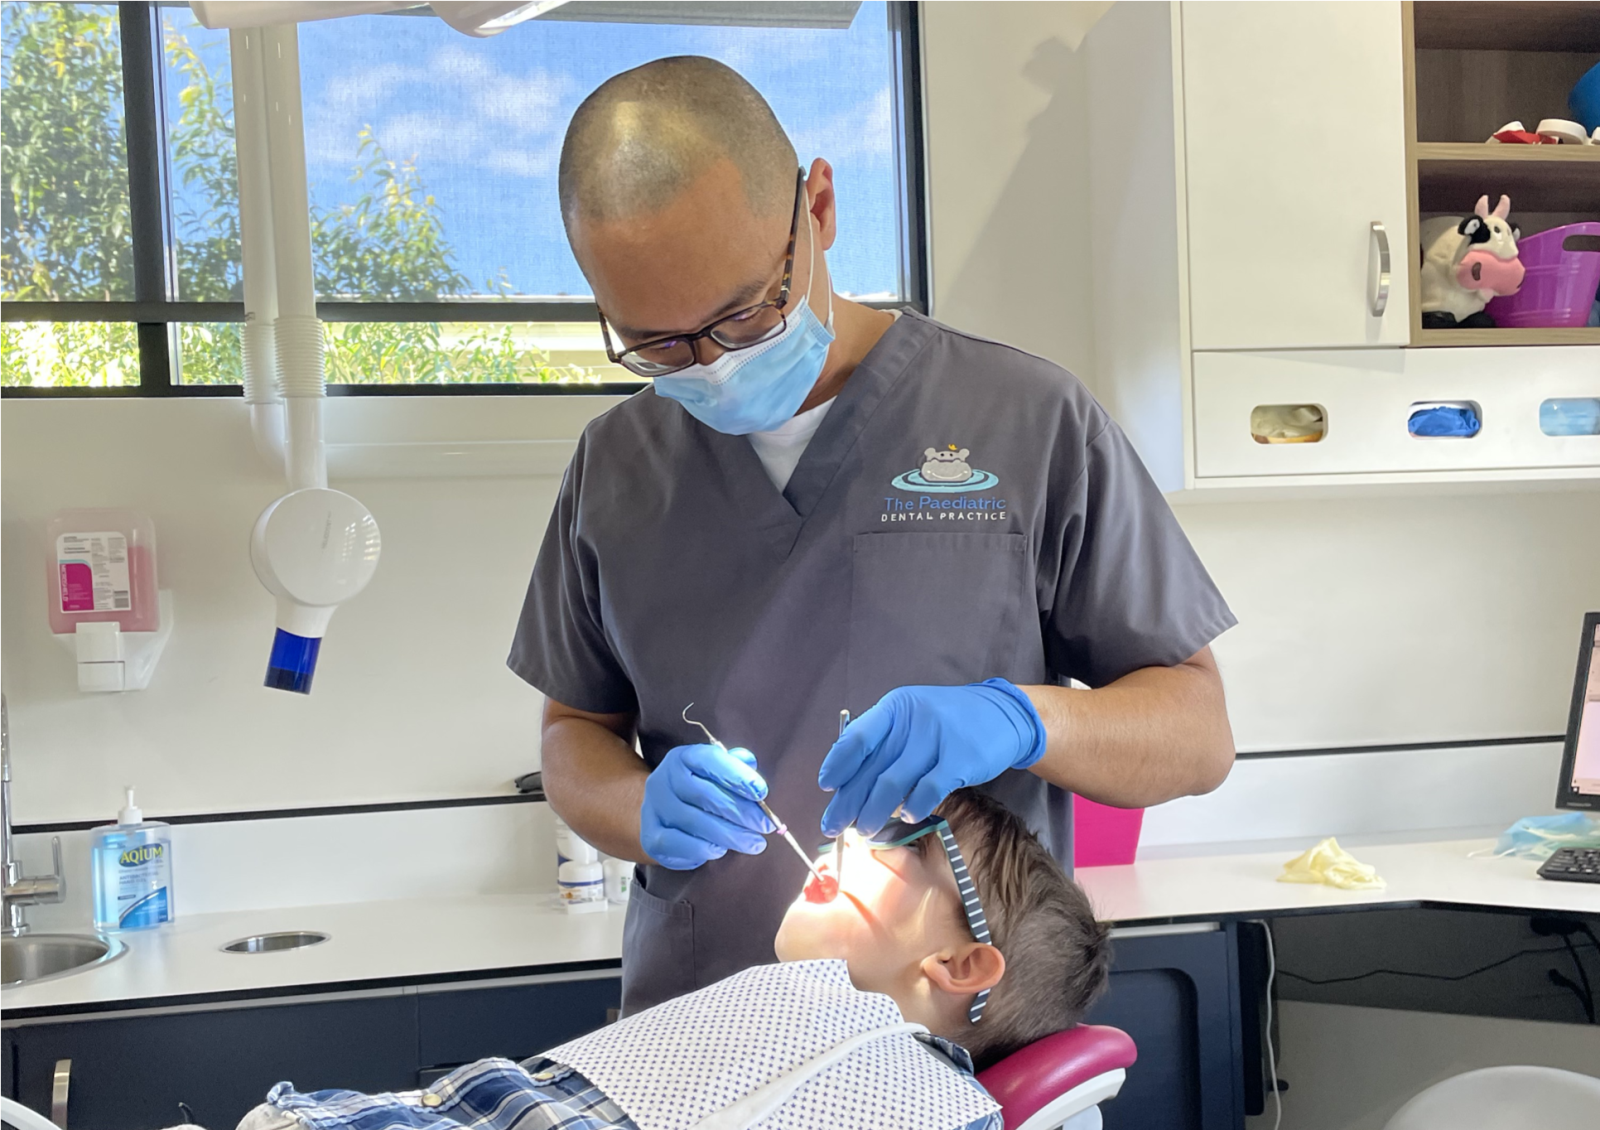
[542,959,999,1130]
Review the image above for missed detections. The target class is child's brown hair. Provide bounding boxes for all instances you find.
[937,789,1113,1070]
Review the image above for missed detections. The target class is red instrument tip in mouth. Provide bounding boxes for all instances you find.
[804,875,840,903]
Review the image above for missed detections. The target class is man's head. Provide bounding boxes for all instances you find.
[557,56,834,363]
[775,789,1112,1069]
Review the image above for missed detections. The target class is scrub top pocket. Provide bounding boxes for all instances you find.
[620,868,695,1016]
[847,531,1035,706]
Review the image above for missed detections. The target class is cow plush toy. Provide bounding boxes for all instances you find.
[1419,194,1525,328]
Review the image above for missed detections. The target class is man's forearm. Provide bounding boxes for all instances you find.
[540,705,653,864]
[1021,647,1235,808]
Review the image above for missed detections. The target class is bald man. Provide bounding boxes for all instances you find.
[510,57,1237,1015]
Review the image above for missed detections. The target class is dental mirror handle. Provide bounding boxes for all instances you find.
[834,710,850,883]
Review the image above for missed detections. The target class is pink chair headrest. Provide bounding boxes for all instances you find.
[976,1024,1138,1129]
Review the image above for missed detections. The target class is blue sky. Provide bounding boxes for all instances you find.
[164,3,901,301]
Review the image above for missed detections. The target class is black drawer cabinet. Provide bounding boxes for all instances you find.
[418,975,621,1077]
[2,973,621,1130]
[5,995,417,1130]
[1086,923,1245,1130]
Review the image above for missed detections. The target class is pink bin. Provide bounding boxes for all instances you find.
[1485,222,1600,328]
[1073,794,1145,867]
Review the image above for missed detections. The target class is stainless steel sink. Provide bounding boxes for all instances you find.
[1,932,126,988]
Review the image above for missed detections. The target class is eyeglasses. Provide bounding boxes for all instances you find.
[597,169,806,378]
[821,815,993,1023]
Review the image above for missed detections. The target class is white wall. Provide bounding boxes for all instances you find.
[2,0,1596,832]
[922,0,1099,379]
[1,396,620,823]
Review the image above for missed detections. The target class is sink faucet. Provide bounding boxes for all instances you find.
[2,694,65,936]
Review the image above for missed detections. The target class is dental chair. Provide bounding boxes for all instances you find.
[976,1024,1137,1130]
[0,1031,1141,1130]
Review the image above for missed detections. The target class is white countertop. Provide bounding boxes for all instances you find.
[1076,836,1600,923]
[6,836,1594,1018]
[3,894,626,1017]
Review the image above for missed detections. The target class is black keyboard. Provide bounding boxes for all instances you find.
[1537,847,1600,883]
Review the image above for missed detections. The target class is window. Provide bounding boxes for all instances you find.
[2,1,925,395]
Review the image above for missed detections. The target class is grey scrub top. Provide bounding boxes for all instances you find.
[509,311,1235,1015]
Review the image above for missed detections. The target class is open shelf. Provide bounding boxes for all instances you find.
[1413,2,1600,53]
[1413,327,1600,348]
[1405,2,1600,348]
[1415,144,1600,212]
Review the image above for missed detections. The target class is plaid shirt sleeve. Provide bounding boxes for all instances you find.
[262,1041,1005,1130]
[262,1058,637,1130]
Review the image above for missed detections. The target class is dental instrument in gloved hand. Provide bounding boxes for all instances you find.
[681,706,827,886]
[833,709,850,886]
[818,678,1047,838]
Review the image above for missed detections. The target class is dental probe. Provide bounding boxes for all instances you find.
[682,705,827,885]
[834,709,851,886]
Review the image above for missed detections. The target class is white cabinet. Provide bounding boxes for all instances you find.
[1191,348,1600,482]
[1084,0,1598,493]
[1180,1,1411,350]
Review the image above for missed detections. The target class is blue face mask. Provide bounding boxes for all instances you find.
[1491,813,1600,860]
[652,221,835,436]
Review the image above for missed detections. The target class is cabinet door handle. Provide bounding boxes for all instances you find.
[50,1058,71,1129]
[1368,221,1391,317]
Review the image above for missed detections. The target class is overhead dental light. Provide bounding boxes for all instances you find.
[224,14,387,694]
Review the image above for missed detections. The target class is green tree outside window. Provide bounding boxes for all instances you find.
[2,3,611,388]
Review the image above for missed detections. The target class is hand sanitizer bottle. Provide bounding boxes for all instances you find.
[91,788,175,931]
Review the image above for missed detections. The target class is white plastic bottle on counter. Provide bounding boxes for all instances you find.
[554,813,584,869]
[559,844,605,913]
[603,856,632,905]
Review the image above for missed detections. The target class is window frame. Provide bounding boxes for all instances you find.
[2,1,929,399]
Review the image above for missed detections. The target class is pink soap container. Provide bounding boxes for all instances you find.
[1073,794,1145,867]
[46,508,161,635]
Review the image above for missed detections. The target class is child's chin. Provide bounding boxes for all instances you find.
[774,915,839,963]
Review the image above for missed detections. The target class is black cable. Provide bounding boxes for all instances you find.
[1581,922,1600,963]
[1280,941,1596,987]
[1556,933,1596,1023]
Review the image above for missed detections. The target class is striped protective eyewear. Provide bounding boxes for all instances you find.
[832,814,993,1023]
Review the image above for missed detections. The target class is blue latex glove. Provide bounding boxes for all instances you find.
[819,679,1046,837]
[640,743,775,870]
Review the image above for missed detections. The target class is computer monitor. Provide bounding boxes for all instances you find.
[1556,611,1600,811]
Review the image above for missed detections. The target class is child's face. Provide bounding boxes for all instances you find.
[773,830,973,999]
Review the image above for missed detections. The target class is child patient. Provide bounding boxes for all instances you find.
[240,790,1110,1130]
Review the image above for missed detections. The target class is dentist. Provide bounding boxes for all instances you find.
[510,56,1237,1015]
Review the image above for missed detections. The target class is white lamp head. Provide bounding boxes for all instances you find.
[250,487,381,693]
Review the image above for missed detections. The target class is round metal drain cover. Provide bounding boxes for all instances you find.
[221,930,330,954]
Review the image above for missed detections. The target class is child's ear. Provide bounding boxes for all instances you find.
[922,942,1005,998]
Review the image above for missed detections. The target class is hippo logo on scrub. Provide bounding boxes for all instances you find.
[891,445,1000,493]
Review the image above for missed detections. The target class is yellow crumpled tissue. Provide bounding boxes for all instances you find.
[1277,837,1386,891]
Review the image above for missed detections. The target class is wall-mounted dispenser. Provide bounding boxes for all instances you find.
[46,508,173,692]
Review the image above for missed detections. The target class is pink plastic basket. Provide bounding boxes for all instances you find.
[1485,222,1600,328]
[1073,794,1145,867]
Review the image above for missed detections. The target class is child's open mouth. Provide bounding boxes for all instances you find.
[803,860,840,903]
